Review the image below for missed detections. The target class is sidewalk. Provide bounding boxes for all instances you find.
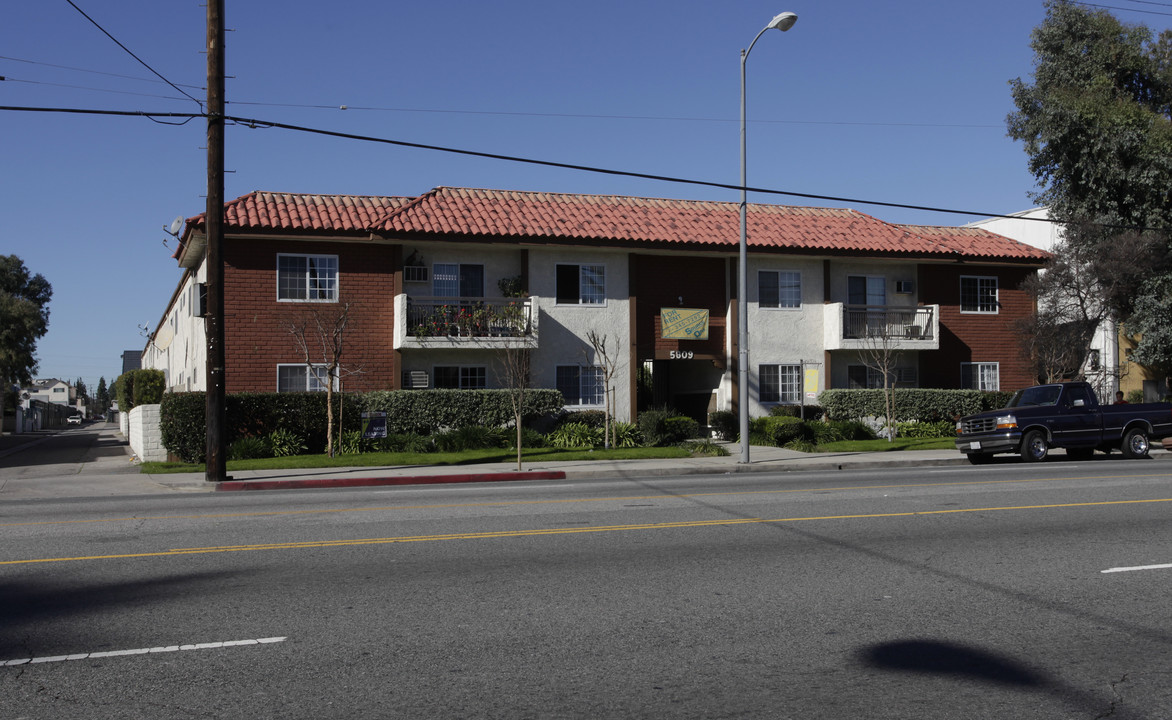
[0,426,998,497]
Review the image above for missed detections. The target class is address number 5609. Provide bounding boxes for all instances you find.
[669,350,694,360]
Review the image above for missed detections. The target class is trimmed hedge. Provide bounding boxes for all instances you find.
[114,368,166,412]
[817,388,1016,423]
[160,388,565,463]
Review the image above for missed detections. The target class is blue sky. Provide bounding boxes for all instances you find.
[3,1,1168,392]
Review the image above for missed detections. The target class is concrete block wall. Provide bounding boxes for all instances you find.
[128,404,167,462]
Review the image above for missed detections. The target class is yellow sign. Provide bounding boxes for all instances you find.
[660,308,710,340]
[804,368,819,400]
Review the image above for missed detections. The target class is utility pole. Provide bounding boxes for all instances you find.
[204,0,227,482]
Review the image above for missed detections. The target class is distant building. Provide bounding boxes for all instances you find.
[25,378,74,408]
[122,350,141,375]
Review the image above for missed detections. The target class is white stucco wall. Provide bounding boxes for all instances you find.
[128,404,166,462]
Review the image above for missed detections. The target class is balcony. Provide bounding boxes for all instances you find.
[394,295,537,350]
[823,303,939,351]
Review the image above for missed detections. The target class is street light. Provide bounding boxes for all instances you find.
[739,11,797,464]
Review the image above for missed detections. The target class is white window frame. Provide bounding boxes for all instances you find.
[961,362,1000,391]
[433,365,487,390]
[277,253,339,302]
[276,363,338,393]
[960,275,998,314]
[758,269,801,309]
[556,365,604,406]
[555,263,606,306]
[760,363,801,404]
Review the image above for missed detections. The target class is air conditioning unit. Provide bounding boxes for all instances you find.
[895,280,914,294]
[404,266,428,283]
[403,370,429,389]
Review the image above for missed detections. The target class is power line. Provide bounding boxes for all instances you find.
[0,103,1087,226]
[0,55,203,90]
[64,0,203,107]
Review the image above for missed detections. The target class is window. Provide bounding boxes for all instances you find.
[849,366,918,389]
[277,364,336,392]
[961,362,1000,391]
[848,275,886,306]
[759,270,801,309]
[555,264,605,305]
[556,366,604,405]
[960,276,998,313]
[760,364,801,403]
[433,366,486,390]
[433,263,484,298]
[278,254,338,301]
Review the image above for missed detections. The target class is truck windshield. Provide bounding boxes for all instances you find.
[1011,385,1062,407]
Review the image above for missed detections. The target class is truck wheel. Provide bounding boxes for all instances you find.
[1021,430,1049,462]
[967,453,992,465]
[1121,427,1150,459]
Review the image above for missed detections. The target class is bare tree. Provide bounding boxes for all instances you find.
[492,298,536,471]
[281,300,361,457]
[856,317,902,443]
[1017,234,1157,383]
[585,330,621,449]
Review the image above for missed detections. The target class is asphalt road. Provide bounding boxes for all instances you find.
[2,445,1172,718]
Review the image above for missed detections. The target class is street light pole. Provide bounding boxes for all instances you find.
[739,12,797,465]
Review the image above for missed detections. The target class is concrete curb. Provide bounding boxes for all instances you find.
[214,469,568,492]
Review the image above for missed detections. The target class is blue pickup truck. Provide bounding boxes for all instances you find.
[955,382,1172,464]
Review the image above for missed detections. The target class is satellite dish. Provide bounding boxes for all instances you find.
[165,216,184,237]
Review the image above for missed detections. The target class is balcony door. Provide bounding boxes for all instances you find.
[848,275,886,337]
[434,263,484,299]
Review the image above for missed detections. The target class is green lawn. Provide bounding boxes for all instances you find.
[814,437,957,452]
[139,445,693,474]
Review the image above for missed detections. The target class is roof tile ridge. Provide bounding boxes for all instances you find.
[369,186,443,228]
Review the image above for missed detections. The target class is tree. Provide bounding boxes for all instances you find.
[493,301,536,471]
[1007,0,1172,367]
[95,377,109,415]
[1017,232,1160,383]
[585,330,621,449]
[855,314,903,443]
[281,301,360,457]
[0,255,52,433]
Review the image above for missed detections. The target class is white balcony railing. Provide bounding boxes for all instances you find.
[823,303,939,351]
[394,295,537,350]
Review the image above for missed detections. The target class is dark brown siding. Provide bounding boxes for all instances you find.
[631,253,728,365]
[918,264,1036,390]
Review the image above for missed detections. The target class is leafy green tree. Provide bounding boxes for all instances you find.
[96,376,109,414]
[1007,0,1172,369]
[0,255,52,432]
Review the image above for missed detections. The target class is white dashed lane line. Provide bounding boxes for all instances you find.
[1,636,286,666]
[1102,563,1172,574]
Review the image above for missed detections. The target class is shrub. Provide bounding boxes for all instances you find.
[610,421,642,448]
[750,416,813,447]
[896,420,956,438]
[434,425,510,452]
[337,430,370,455]
[269,428,307,457]
[228,436,270,460]
[510,427,547,449]
[558,410,607,428]
[708,410,738,441]
[547,422,601,448]
[374,433,434,453]
[826,420,876,441]
[663,416,699,443]
[131,369,166,407]
[683,439,729,456]
[818,388,1017,423]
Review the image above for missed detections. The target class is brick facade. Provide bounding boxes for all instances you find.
[222,238,398,393]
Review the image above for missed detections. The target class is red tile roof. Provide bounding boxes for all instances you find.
[184,188,1049,264]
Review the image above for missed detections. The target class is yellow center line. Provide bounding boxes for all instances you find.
[3,472,1168,528]
[4,497,1171,566]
